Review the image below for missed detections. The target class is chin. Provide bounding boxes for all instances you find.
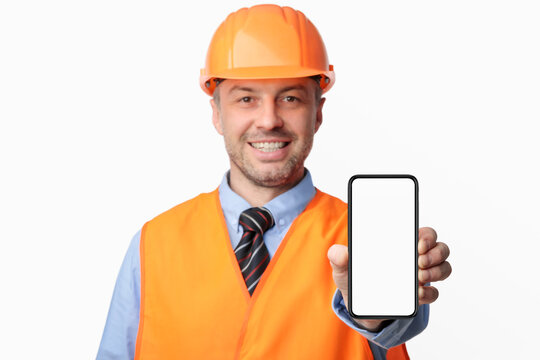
[244,164,304,188]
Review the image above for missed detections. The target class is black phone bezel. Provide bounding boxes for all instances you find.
[347,174,419,319]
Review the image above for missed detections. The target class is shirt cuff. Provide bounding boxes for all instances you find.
[331,290,429,349]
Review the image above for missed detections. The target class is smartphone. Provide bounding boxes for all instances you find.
[348,174,418,319]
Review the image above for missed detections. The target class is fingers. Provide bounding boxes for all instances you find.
[419,285,439,305]
[419,261,452,284]
[419,242,450,269]
[417,228,450,305]
[418,227,437,255]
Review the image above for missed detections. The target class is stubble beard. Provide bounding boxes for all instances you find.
[225,133,313,188]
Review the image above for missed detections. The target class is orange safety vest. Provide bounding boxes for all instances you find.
[135,189,409,360]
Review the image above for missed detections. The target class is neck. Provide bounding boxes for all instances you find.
[228,168,305,207]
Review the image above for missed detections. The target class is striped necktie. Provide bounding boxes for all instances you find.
[235,207,275,295]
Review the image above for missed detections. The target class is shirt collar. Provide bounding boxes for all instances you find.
[218,169,316,232]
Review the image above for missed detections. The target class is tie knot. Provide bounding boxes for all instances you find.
[239,207,275,235]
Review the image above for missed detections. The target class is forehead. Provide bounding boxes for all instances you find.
[219,77,316,94]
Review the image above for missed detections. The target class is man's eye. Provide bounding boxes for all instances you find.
[284,96,298,102]
[240,96,252,103]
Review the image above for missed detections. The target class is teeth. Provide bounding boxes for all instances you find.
[251,142,287,152]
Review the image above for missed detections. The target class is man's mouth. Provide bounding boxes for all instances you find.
[249,141,289,152]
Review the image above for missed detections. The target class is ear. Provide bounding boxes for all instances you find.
[210,98,223,135]
[314,97,325,133]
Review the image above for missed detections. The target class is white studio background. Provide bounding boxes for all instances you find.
[1,0,538,358]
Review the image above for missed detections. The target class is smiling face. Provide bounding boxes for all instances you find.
[211,77,325,191]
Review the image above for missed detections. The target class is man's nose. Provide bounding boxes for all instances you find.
[255,98,284,130]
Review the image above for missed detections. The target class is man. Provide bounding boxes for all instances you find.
[97,4,451,359]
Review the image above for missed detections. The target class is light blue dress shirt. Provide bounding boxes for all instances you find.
[97,171,428,359]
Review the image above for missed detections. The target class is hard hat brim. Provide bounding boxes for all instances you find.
[200,65,335,96]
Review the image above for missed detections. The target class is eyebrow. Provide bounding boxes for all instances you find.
[228,85,309,95]
[278,85,308,95]
[229,86,255,93]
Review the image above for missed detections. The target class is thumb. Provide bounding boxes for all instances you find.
[327,244,348,274]
[327,244,349,306]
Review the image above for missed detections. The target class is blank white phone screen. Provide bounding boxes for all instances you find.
[350,177,417,317]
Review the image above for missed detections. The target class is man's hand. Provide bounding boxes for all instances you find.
[327,226,451,332]
[417,227,452,303]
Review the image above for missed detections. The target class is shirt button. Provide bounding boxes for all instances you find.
[278,219,285,226]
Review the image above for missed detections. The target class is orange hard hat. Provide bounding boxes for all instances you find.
[200,4,335,96]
